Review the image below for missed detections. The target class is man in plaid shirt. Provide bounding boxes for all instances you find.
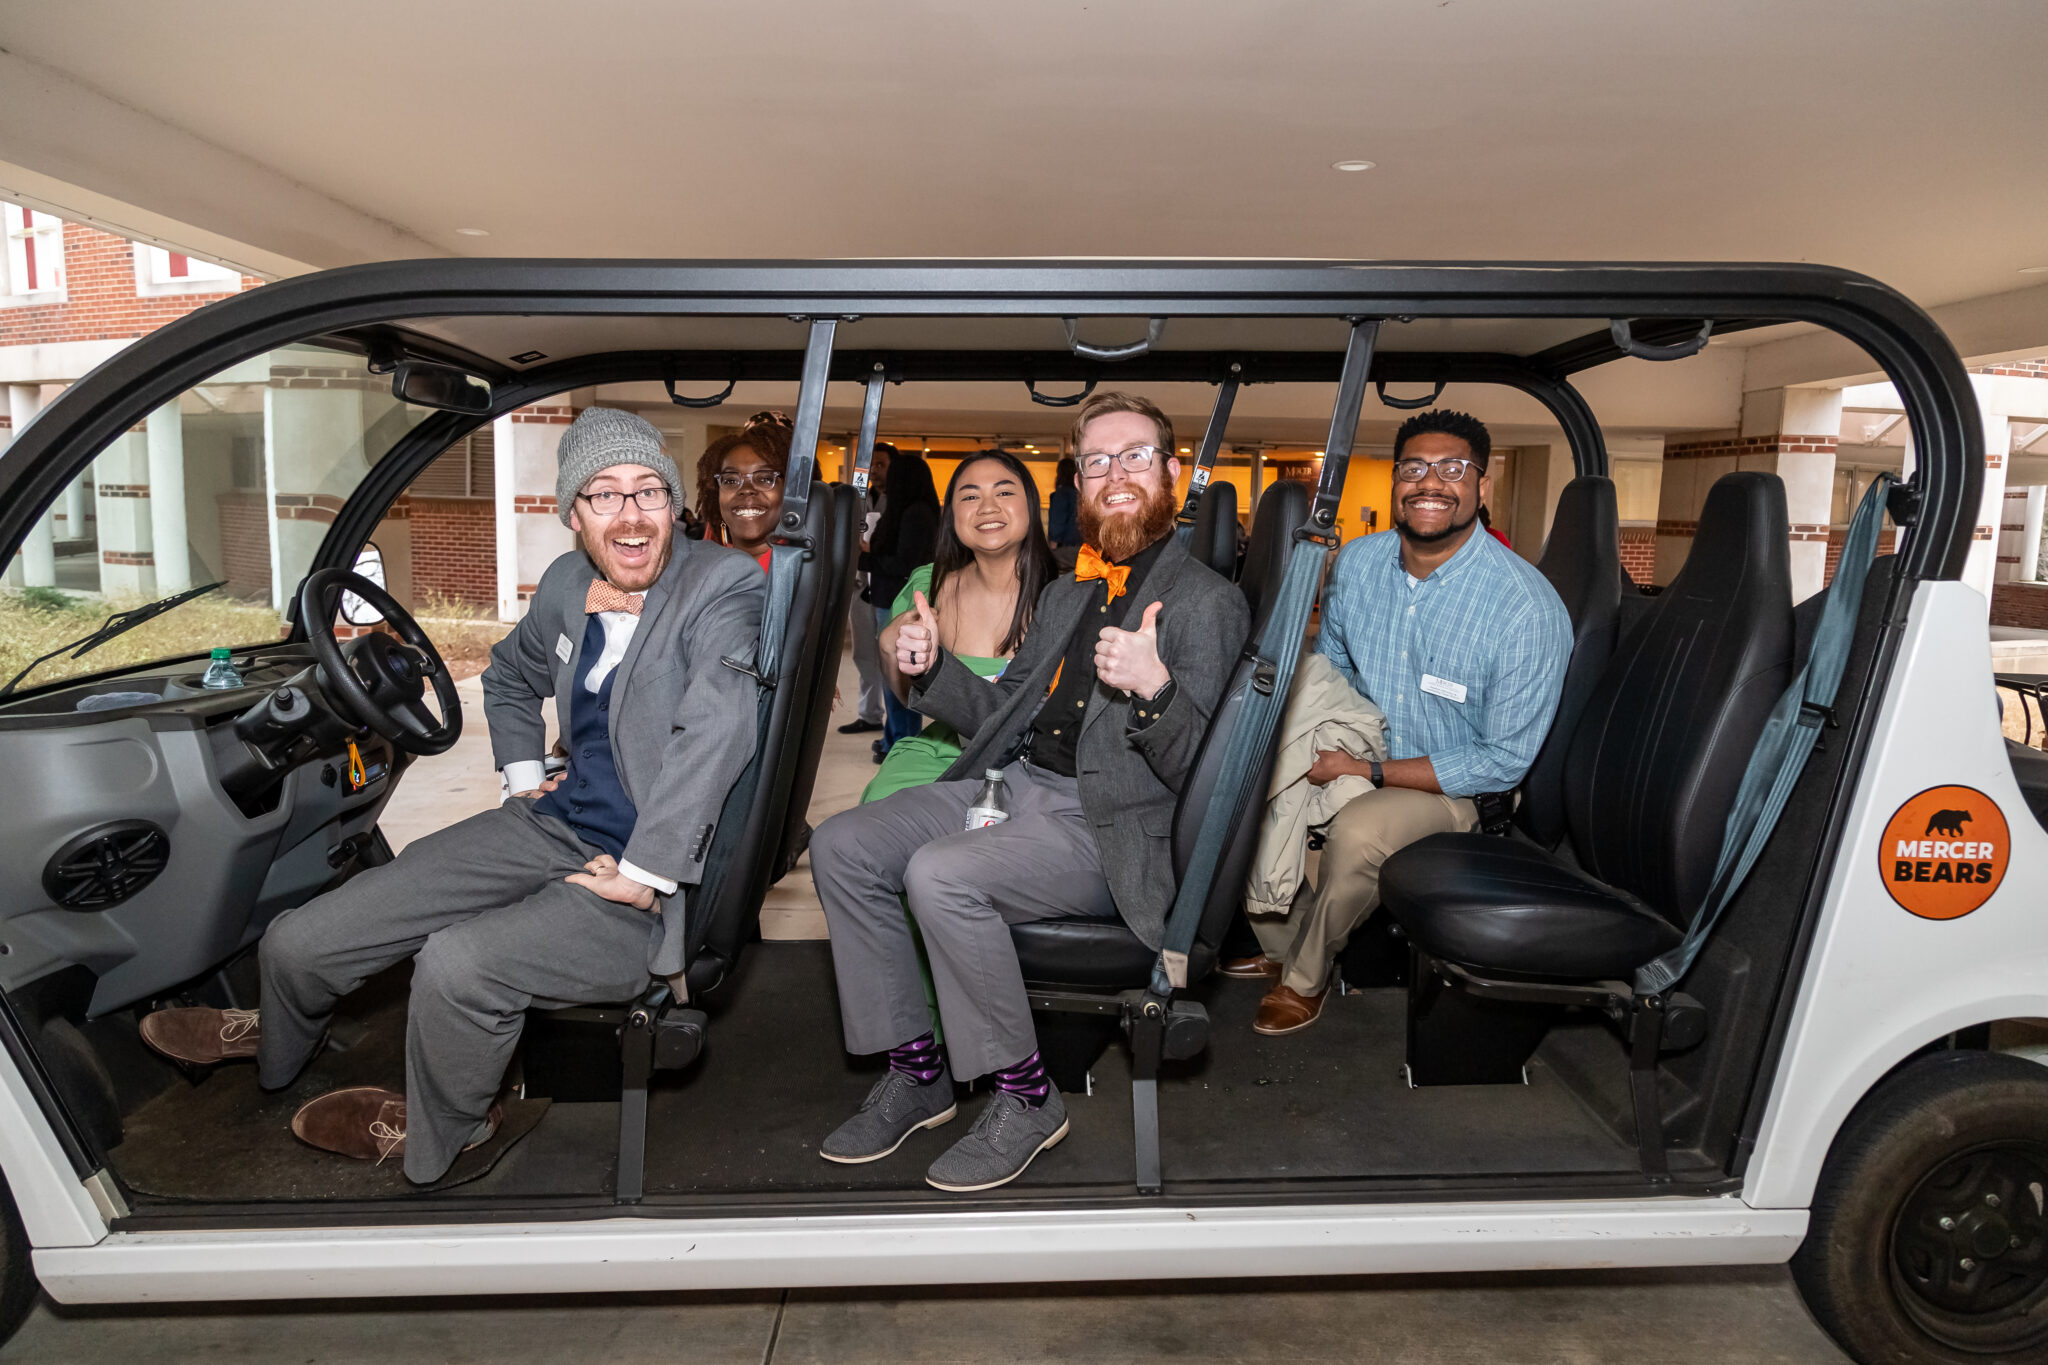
[1238,409,1573,1035]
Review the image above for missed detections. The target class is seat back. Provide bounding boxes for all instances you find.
[1186,481,1239,579]
[685,485,843,992]
[1238,480,1308,629]
[1515,476,1624,847]
[775,483,859,874]
[1561,471,1794,925]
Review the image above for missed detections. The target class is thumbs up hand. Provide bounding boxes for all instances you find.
[1096,599,1171,699]
[895,589,942,676]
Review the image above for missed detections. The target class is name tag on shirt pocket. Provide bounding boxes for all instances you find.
[1420,673,1467,704]
[556,633,574,664]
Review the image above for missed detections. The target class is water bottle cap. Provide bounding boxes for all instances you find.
[210,647,232,659]
[984,768,1003,780]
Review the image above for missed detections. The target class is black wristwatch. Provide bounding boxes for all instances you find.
[1369,759,1384,788]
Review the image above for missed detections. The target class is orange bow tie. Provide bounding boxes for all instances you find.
[1074,545,1130,601]
[584,580,644,616]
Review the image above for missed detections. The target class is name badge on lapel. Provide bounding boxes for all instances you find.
[1420,673,1467,704]
[555,633,573,664]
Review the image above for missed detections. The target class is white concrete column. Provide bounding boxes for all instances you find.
[2020,485,2046,584]
[146,398,191,594]
[262,357,370,610]
[60,476,87,545]
[502,402,575,621]
[1754,388,1844,602]
[11,385,55,588]
[92,430,154,597]
[493,412,520,621]
[1963,409,2011,606]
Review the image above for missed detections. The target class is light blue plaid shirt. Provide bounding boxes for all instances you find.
[1315,527,1572,798]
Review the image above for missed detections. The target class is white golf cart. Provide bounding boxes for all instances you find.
[0,261,2039,1364]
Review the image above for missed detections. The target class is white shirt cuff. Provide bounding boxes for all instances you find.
[501,760,548,799]
[618,859,678,897]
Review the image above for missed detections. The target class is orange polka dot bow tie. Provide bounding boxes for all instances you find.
[1073,545,1130,602]
[584,581,644,616]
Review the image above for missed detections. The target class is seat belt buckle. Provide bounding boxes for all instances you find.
[1798,700,1838,730]
[1252,660,1278,696]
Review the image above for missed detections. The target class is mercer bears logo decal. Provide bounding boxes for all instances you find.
[1879,785,2010,920]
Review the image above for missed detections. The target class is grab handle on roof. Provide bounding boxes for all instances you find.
[1609,318,1714,362]
[1376,380,1446,411]
[665,376,736,409]
[1026,378,1098,408]
[1062,316,1166,363]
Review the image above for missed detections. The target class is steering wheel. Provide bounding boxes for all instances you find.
[299,568,463,756]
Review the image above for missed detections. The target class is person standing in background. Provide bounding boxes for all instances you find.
[862,450,941,755]
[1046,455,1082,570]
[841,442,897,736]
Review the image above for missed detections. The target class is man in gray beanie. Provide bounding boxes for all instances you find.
[138,407,765,1185]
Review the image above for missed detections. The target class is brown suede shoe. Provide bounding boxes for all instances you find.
[290,1087,505,1166]
[1253,983,1326,1036]
[138,1007,261,1065]
[1218,954,1282,981]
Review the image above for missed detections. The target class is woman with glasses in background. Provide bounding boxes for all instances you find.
[695,411,794,569]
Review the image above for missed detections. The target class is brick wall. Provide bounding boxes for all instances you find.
[407,496,496,607]
[1992,581,2048,629]
[1619,526,1655,586]
[1823,527,1898,586]
[1973,356,2048,378]
[0,218,262,348]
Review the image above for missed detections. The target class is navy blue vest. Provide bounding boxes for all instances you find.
[533,613,637,858]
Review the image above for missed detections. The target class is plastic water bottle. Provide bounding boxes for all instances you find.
[965,768,1011,831]
[200,647,244,690]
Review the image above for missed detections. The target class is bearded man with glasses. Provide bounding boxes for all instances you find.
[1235,408,1573,1036]
[807,391,1249,1192]
[138,407,765,1183]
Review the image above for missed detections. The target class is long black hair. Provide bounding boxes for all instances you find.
[929,450,1058,656]
[870,448,940,554]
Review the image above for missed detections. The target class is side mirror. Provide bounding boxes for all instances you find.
[392,361,492,415]
[341,543,387,626]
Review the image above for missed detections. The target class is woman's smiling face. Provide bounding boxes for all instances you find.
[716,443,780,554]
[951,457,1028,556]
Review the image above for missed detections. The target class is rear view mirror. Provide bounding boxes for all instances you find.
[340,543,387,626]
[392,361,492,415]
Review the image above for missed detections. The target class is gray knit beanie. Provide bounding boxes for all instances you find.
[554,407,684,525]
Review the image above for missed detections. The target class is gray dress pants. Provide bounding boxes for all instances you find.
[256,799,654,1182]
[810,759,1118,1080]
[848,588,887,725]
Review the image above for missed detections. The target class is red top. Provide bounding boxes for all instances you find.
[1487,527,1513,550]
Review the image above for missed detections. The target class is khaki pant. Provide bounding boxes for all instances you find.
[1250,787,1477,996]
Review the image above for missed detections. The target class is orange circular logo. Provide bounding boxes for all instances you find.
[1878,785,2010,920]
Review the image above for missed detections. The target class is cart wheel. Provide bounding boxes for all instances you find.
[1792,1048,2048,1363]
[0,1175,37,1347]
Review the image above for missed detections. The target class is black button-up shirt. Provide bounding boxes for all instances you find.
[1025,535,1173,777]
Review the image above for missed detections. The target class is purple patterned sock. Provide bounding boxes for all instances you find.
[888,1032,946,1086]
[992,1050,1051,1109]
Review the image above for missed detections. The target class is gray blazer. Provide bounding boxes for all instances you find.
[482,536,765,970]
[912,535,1251,949]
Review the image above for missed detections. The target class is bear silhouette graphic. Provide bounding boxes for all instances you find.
[1925,809,1972,837]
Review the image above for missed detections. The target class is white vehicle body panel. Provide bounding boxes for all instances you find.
[1746,579,2048,1208]
[35,1199,1805,1304]
[0,1039,104,1247]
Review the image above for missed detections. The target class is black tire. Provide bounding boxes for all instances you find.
[1792,1049,2048,1363]
[0,1174,38,1348]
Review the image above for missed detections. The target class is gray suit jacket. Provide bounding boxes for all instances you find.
[912,535,1251,949]
[482,536,765,969]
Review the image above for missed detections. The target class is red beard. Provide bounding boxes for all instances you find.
[1078,474,1176,563]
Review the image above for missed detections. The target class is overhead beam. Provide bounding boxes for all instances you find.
[0,48,446,272]
[1741,280,2048,390]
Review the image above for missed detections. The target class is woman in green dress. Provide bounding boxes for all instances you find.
[864,450,1059,804]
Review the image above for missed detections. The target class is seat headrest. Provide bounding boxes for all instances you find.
[1188,481,1239,578]
[1240,480,1308,627]
[1537,476,1622,622]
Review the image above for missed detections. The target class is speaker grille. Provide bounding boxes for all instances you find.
[43,820,170,910]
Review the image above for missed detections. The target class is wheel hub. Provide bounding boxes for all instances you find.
[1894,1145,2048,1317]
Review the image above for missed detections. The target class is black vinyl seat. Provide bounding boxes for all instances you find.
[1385,472,1792,983]
[1186,480,1239,579]
[775,483,860,879]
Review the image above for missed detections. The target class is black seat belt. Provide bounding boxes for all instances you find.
[1634,471,1895,993]
[1173,368,1240,546]
[1153,322,1379,992]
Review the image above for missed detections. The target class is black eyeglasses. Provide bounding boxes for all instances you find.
[1392,456,1482,484]
[578,487,673,515]
[714,470,785,491]
[1077,445,1162,479]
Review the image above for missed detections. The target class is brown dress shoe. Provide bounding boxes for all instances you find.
[138,1007,261,1065]
[1218,954,1282,981]
[1253,983,1326,1036]
[290,1087,503,1165]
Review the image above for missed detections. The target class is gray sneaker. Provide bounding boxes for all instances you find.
[819,1069,958,1164]
[925,1086,1070,1192]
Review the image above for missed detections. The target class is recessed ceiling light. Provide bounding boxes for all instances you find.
[2023,265,2048,274]
[455,227,491,237]
[1331,160,1376,173]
